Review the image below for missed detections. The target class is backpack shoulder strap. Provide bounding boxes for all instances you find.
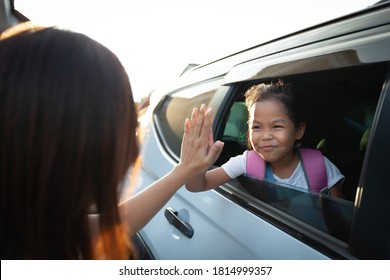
[246,150,266,178]
[299,148,328,193]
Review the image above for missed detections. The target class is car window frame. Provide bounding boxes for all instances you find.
[348,66,390,259]
[152,77,226,162]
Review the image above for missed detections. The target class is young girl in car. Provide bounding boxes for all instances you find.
[185,79,344,198]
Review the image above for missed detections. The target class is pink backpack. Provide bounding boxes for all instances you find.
[246,148,328,193]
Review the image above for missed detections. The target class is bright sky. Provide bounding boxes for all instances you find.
[16,0,377,101]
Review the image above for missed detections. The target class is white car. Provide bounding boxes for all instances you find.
[131,1,390,260]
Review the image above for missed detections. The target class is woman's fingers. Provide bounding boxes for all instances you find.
[206,140,224,164]
[208,115,214,149]
[183,118,190,134]
[186,104,208,142]
[190,106,198,135]
[200,107,212,142]
[192,104,206,138]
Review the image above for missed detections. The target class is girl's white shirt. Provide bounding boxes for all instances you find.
[221,150,344,191]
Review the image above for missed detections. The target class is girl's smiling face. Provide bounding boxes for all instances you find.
[248,99,305,166]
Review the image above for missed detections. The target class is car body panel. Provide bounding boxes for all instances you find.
[223,25,390,85]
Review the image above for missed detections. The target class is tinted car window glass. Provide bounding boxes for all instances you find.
[238,176,354,242]
[154,79,221,158]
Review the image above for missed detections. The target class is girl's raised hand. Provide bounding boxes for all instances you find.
[179,104,224,176]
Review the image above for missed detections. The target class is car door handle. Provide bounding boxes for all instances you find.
[164,207,194,238]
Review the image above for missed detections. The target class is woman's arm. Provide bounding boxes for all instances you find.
[119,104,224,236]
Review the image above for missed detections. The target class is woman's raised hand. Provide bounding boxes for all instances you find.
[180,104,224,176]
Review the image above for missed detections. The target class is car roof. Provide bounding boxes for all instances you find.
[170,2,390,90]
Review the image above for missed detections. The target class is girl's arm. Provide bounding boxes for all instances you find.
[119,104,224,236]
[185,167,231,192]
[329,180,344,198]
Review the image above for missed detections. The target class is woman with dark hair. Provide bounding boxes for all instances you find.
[0,23,223,259]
